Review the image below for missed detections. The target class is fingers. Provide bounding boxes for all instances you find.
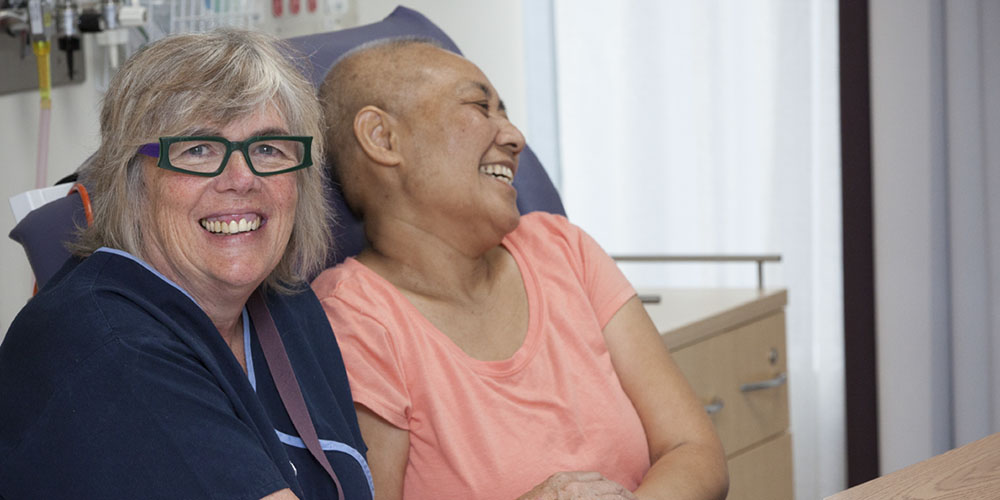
[518,471,638,500]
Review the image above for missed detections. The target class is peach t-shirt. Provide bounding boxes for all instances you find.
[312,212,650,500]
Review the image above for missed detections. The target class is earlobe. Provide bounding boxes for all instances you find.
[354,106,401,166]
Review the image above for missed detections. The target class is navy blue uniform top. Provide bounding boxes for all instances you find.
[0,248,372,499]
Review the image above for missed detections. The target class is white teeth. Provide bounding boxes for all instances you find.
[479,164,513,184]
[200,216,262,235]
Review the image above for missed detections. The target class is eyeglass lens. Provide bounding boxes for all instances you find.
[168,138,306,173]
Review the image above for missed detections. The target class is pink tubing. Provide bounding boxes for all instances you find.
[35,105,50,189]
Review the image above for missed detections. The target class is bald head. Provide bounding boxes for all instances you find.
[320,38,522,226]
[319,39,454,212]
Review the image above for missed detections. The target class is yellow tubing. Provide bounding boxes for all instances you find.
[33,39,52,188]
[32,40,52,108]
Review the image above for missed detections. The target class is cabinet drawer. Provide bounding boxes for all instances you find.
[670,311,788,455]
[727,432,794,500]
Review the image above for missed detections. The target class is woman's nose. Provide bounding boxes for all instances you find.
[496,117,526,156]
[215,150,258,192]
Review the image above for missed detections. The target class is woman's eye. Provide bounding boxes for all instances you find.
[253,143,288,158]
[183,144,214,157]
[469,101,491,116]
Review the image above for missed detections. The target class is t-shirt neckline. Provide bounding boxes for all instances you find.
[346,234,544,377]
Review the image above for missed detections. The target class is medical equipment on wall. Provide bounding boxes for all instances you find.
[28,0,53,189]
[2,3,81,101]
[2,0,147,189]
[3,0,355,93]
[2,1,147,85]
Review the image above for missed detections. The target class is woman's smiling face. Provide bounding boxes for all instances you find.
[394,46,527,239]
[140,105,299,302]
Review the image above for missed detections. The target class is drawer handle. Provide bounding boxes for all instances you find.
[740,372,787,392]
[704,398,724,415]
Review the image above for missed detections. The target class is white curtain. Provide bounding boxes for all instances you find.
[870,0,1000,474]
[549,1,843,498]
[945,0,1000,452]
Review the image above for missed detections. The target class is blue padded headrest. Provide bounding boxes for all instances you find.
[286,6,565,267]
[289,6,462,89]
[8,191,86,290]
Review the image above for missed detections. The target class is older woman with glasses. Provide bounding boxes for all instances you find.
[0,30,371,500]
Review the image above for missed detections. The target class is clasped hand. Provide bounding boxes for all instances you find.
[517,471,638,500]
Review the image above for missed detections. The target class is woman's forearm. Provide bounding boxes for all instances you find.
[634,441,729,500]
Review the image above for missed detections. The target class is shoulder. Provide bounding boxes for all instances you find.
[2,251,175,382]
[513,211,577,237]
[506,211,599,266]
[310,261,407,367]
[312,258,406,322]
[27,251,200,336]
[508,211,588,248]
[0,251,219,459]
[3,249,206,354]
[311,258,363,301]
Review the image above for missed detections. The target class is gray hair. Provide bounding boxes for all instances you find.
[74,28,332,292]
[318,36,444,216]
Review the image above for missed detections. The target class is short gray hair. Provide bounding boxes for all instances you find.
[75,28,332,292]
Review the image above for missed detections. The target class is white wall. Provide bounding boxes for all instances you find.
[354,1,529,138]
[0,38,103,340]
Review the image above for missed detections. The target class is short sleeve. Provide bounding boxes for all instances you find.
[523,213,636,328]
[573,222,636,327]
[319,295,412,430]
[0,337,289,500]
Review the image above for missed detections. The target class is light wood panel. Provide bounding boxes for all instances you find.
[642,288,792,499]
[670,311,788,456]
[825,432,1000,499]
[643,288,787,350]
[728,433,794,500]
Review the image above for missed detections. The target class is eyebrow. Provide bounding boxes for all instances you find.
[180,126,291,138]
[250,127,292,137]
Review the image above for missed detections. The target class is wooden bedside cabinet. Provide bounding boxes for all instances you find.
[642,288,793,500]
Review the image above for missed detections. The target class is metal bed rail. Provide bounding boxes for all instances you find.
[610,254,782,291]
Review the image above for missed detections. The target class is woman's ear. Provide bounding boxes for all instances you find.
[354,105,402,166]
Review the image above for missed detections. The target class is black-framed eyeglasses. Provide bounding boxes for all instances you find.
[137,136,313,177]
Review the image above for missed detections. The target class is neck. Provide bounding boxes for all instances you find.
[360,214,504,303]
[207,296,249,338]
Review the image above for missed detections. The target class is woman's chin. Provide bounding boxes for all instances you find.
[494,210,521,239]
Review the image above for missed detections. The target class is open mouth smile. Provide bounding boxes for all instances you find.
[480,164,514,184]
[199,215,262,235]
